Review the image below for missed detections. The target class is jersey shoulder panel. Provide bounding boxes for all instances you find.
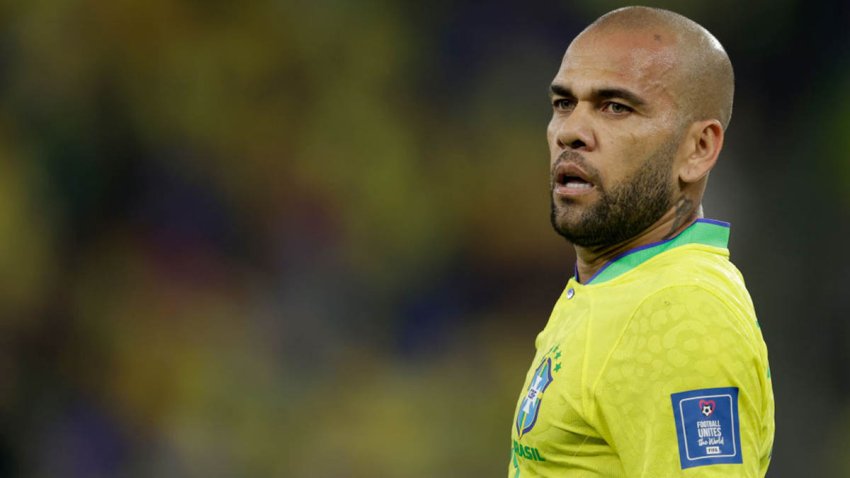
[588,284,773,476]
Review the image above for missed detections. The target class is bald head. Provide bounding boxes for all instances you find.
[578,6,734,130]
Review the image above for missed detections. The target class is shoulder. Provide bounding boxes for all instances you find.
[594,282,766,399]
[629,284,756,342]
[633,244,756,321]
[581,246,757,358]
[601,282,766,393]
[595,251,764,380]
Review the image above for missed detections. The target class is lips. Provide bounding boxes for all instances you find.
[553,162,595,197]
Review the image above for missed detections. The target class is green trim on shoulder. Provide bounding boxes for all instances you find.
[586,219,730,285]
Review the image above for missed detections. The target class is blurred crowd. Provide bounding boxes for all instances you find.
[1,0,849,476]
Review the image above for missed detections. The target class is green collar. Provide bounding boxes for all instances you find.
[581,219,730,285]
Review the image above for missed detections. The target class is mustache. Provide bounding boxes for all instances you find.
[550,151,602,185]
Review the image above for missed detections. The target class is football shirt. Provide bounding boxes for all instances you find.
[509,219,774,477]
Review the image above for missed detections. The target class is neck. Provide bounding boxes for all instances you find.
[574,200,700,283]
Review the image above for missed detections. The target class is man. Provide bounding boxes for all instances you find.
[509,6,774,477]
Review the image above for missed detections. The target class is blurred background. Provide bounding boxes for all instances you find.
[0,0,848,476]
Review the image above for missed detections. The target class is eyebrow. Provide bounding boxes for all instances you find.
[549,84,648,108]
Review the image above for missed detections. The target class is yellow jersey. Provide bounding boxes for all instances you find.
[509,219,774,477]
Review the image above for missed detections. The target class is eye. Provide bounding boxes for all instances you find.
[552,98,575,112]
[603,102,632,114]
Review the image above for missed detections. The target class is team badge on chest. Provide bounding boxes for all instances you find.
[516,344,563,438]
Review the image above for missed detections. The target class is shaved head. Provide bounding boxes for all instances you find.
[578,6,734,129]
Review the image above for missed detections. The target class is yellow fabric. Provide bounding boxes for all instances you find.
[509,239,774,477]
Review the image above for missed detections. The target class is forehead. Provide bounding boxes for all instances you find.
[554,29,679,103]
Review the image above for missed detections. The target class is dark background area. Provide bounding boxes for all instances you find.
[1,0,848,476]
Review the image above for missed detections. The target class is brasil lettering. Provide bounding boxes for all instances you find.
[513,439,546,462]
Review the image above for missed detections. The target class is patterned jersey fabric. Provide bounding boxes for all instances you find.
[509,220,774,477]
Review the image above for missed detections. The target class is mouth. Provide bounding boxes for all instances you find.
[553,163,596,197]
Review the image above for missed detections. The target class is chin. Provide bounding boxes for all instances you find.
[550,209,581,236]
[553,215,575,232]
[552,202,579,223]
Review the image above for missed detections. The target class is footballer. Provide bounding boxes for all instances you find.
[510,6,774,477]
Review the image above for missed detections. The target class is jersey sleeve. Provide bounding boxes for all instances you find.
[588,285,773,477]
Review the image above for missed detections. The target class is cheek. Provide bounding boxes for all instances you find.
[546,118,560,148]
[595,145,650,189]
[548,123,569,171]
[603,127,657,163]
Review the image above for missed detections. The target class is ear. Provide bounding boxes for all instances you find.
[678,120,724,184]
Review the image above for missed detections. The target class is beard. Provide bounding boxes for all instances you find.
[549,147,676,248]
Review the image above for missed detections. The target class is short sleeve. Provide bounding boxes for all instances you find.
[589,285,772,477]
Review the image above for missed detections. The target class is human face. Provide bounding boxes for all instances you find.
[547,29,686,247]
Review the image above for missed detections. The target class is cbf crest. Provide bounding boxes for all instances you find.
[516,344,563,438]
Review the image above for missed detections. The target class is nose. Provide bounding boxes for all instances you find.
[552,104,596,152]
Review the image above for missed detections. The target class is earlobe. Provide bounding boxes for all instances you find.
[679,120,723,184]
